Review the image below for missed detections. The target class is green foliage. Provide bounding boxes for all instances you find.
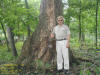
[35,59,51,69]
[0,42,23,63]
[0,0,100,74]
[95,67,100,75]
[0,0,40,36]
[64,0,100,48]
[0,44,13,62]
[80,70,91,75]
[70,38,80,48]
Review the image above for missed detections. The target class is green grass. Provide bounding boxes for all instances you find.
[0,41,23,64]
[0,40,100,75]
[15,41,23,55]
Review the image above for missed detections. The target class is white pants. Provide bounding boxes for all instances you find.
[56,40,69,70]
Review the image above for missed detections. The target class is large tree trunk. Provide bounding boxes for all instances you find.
[16,0,63,65]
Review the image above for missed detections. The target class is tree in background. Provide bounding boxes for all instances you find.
[95,0,99,49]
[0,0,18,56]
[0,0,40,56]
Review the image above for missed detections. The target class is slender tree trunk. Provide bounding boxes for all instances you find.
[0,22,10,51]
[0,0,10,51]
[17,22,20,41]
[82,32,85,42]
[95,0,99,49]
[79,0,82,42]
[79,0,82,50]
[16,0,63,65]
[81,16,85,46]
[25,0,31,37]
[27,25,31,37]
[6,26,18,57]
[67,16,70,27]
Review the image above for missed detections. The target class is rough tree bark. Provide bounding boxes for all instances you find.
[16,0,76,66]
[16,0,63,65]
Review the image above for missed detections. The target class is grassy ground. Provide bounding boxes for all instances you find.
[0,41,23,64]
[0,41,100,75]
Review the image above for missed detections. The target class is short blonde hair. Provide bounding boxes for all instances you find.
[57,16,64,21]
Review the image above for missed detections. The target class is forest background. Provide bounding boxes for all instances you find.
[0,0,100,75]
